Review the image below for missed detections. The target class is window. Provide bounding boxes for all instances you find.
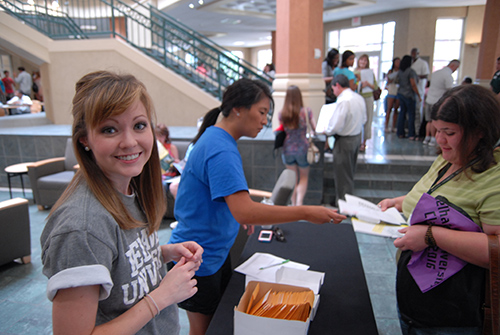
[432,18,464,83]
[257,49,272,72]
[0,54,12,75]
[327,21,395,85]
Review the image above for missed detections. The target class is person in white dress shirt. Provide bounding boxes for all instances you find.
[411,48,430,138]
[14,67,32,96]
[7,90,32,114]
[422,59,460,146]
[320,74,366,206]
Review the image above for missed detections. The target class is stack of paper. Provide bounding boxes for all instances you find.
[351,218,407,238]
[338,194,406,225]
[235,253,310,285]
[244,283,315,322]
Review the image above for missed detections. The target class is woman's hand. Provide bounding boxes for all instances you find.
[243,224,255,236]
[305,206,346,224]
[162,242,203,267]
[151,257,199,309]
[361,81,371,89]
[393,225,428,252]
[378,196,405,212]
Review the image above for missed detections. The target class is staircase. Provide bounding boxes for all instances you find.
[0,0,271,101]
[323,156,433,206]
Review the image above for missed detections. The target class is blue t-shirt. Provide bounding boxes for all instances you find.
[169,126,248,276]
[333,67,357,84]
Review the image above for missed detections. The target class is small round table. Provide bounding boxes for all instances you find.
[4,162,33,198]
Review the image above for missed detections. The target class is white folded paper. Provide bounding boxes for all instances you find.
[338,194,406,225]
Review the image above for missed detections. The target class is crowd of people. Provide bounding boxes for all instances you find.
[1,67,43,115]
[35,46,500,335]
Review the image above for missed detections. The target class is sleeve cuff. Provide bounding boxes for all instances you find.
[46,264,113,301]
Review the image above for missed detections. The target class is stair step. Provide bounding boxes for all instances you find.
[354,172,420,191]
[322,159,433,206]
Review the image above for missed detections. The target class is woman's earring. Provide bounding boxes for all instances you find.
[85,146,90,152]
[237,113,240,116]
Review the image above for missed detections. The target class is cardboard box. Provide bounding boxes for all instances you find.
[234,281,314,335]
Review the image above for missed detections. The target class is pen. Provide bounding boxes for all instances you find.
[259,259,290,270]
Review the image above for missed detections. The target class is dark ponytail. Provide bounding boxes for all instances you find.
[192,78,274,145]
[192,107,222,145]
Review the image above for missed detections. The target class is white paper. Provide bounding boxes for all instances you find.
[164,175,181,184]
[235,252,310,285]
[276,267,325,294]
[351,218,407,238]
[338,194,406,225]
[359,69,374,94]
[315,103,337,134]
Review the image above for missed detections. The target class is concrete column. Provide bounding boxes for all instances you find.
[475,0,500,87]
[272,0,324,129]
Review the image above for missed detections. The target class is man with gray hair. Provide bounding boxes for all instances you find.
[319,74,366,205]
[422,59,461,146]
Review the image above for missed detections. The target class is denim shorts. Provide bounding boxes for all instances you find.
[168,254,232,315]
[282,153,309,168]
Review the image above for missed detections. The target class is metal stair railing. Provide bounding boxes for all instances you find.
[0,0,272,100]
[0,0,87,39]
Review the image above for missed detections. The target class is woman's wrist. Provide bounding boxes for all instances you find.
[144,294,159,318]
[424,224,437,247]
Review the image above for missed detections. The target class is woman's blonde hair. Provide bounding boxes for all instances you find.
[357,54,370,69]
[50,71,165,234]
[280,85,304,129]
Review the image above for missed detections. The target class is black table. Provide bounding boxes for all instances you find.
[206,222,378,335]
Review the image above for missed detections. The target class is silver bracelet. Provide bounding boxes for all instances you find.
[146,293,160,316]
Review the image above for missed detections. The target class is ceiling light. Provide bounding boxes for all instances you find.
[198,0,203,4]
[233,41,245,46]
[188,3,194,9]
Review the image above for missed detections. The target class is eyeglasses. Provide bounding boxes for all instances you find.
[273,227,286,242]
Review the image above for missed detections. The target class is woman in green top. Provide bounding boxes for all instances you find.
[354,54,378,152]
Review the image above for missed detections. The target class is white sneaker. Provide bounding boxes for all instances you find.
[423,136,431,145]
[428,137,436,147]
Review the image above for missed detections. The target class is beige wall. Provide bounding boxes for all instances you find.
[0,12,218,127]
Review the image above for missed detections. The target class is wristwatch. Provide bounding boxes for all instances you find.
[424,224,437,248]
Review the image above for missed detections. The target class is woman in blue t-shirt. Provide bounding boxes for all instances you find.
[333,50,357,91]
[169,78,346,335]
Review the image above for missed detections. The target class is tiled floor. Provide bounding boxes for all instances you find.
[0,113,438,334]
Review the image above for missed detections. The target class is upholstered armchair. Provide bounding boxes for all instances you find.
[248,169,296,206]
[27,138,78,210]
[0,197,31,266]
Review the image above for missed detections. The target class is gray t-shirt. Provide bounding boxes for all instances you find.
[397,68,419,99]
[41,181,180,334]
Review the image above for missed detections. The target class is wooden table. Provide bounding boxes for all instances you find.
[0,104,32,115]
[4,162,33,198]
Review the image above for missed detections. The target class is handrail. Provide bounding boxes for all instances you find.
[0,0,87,39]
[0,0,272,100]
